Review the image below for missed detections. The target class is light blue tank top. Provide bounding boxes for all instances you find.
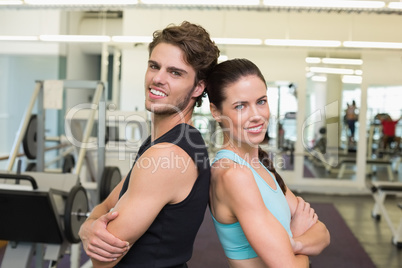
[211,149,292,260]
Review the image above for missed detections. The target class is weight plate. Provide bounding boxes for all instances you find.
[23,115,38,159]
[99,166,122,202]
[25,162,37,172]
[64,185,89,244]
[62,154,75,173]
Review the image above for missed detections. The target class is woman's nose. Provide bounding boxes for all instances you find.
[250,105,261,119]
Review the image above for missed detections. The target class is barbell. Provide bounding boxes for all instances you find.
[25,153,76,173]
[21,114,83,160]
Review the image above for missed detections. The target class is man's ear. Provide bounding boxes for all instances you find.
[192,80,206,98]
[210,103,222,122]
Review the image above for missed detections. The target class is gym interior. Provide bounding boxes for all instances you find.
[0,1,401,267]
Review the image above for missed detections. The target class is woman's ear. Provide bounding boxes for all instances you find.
[192,80,206,98]
[210,103,222,122]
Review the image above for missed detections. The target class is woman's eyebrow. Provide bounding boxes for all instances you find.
[232,100,248,106]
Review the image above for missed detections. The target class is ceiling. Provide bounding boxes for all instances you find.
[1,1,402,15]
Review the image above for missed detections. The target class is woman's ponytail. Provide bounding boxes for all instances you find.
[258,147,287,195]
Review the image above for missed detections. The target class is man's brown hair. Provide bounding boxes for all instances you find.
[149,21,220,107]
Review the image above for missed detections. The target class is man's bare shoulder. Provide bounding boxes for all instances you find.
[133,142,195,179]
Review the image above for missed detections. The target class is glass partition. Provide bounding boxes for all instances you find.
[265,82,298,171]
[303,69,362,180]
[366,85,402,166]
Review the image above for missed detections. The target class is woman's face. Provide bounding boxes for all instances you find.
[217,75,270,148]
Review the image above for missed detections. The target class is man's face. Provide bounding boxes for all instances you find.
[144,43,198,115]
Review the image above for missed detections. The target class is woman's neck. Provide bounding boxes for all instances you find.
[222,138,260,164]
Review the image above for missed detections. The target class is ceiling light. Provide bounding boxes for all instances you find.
[311,76,327,82]
[343,41,402,49]
[342,75,362,84]
[322,58,363,65]
[265,39,341,47]
[305,72,314,78]
[213,38,263,45]
[25,0,138,5]
[309,67,355,75]
[388,2,402,9]
[264,0,386,9]
[111,36,152,43]
[0,36,38,41]
[354,70,363,75]
[0,0,23,4]
[306,57,321,64]
[39,35,111,42]
[141,0,259,5]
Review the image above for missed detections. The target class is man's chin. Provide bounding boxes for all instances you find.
[146,104,179,116]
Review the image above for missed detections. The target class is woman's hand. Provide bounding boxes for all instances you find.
[290,197,318,238]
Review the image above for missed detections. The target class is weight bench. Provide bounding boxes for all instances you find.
[337,158,394,180]
[369,181,402,248]
[0,172,88,268]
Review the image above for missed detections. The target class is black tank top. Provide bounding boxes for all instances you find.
[117,123,211,268]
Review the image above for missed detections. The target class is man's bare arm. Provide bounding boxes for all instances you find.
[92,144,198,267]
[79,178,129,262]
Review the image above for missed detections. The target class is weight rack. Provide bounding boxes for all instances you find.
[0,80,108,268]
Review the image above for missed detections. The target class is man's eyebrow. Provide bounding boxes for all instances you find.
[147,60,188,74]
[167,66,188,74]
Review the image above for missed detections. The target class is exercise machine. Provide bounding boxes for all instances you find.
[370,181,402,248]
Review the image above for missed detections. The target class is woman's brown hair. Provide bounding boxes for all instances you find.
[207,58,286,194]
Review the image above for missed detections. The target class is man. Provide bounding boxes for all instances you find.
[78,21,220,268]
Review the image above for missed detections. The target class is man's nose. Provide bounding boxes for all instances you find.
[152,70,167,84]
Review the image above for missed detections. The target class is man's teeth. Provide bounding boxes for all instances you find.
[150,89,167,97]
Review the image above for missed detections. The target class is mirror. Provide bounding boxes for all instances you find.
[303,55,362,180]
[265,82,298,171]
[366,85,402,181]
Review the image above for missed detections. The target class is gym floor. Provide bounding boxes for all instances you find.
[299,193,402,268]
[298,154,402,268]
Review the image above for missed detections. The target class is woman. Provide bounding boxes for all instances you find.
[206,59,330,268]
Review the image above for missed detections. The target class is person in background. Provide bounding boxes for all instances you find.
[78,21,220,268]
[345,100,358,143]
[379,114,401,152]
[207,58,330,268]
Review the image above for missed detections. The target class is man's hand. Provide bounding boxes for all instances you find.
[79,211,129,262]
[290,197,318,238]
